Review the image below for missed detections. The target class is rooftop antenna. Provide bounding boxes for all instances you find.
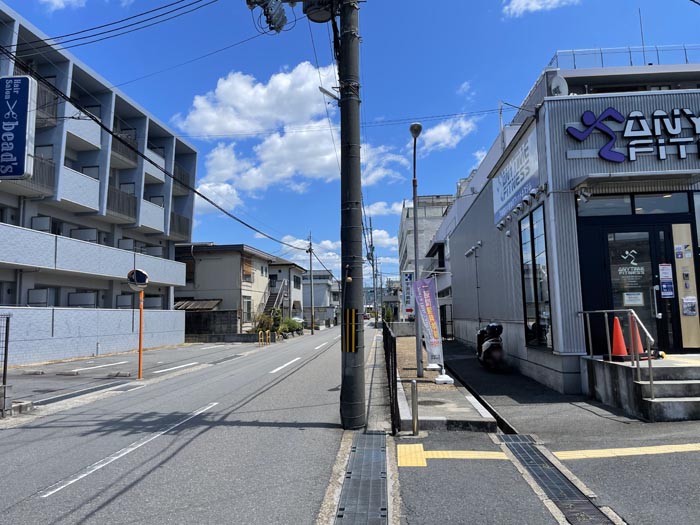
[639,8,647,64]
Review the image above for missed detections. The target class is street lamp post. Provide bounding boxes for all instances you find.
[410,122,424,378]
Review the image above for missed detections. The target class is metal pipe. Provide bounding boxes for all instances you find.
[411,379,418,436]
[411,125,423,378]
[585,313,592,357]
[2,316,9,389]
[604,312,612,361]
[647,339,654,400]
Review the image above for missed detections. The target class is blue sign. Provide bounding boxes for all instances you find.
[1,76,36,180]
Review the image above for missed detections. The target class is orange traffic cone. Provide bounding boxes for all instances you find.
[611,317,628,358]
[630,322,647,360]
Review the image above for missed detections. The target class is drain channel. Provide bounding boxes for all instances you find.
[500,435,613,524]
[335,431,387,524]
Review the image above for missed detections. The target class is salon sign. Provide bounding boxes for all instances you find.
[566,106,700,163]
[0,76,37,180]
[492,126,539,223]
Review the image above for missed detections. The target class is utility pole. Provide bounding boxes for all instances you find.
[308,233,315,335]
[245,0,365,429]
[370,217,378,328]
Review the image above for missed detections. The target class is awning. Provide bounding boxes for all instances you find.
[174,299,222,311]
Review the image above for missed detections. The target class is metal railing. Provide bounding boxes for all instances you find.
[172,163,191,191]
[580,309,655,399]
[383,321,400,435]
[10,155,56,195]
[169,212,191,237]
[548,44,700,70]
[107,187,137,219]
[112,132,138,163]
[36,83,58,128]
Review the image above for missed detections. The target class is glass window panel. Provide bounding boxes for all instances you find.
[634,193,689,215]
[577,196,632,217]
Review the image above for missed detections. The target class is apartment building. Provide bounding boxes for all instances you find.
[0,3,196,364]
[302,269,339,326]
[397,194,454,320]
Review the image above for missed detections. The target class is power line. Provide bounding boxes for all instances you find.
[18,0,220,57]
[0,46,306,252]
[10,0,195,48]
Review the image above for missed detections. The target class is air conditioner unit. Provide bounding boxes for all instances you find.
[31,216,51,232]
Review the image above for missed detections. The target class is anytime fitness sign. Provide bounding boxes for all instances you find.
[567,107,700,163]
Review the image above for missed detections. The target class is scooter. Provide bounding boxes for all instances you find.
[476,323,505,370]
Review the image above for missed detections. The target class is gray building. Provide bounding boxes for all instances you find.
[397,194,453,320]
[444,46,700,394]
[302,269,339,326]
[0,2,195,364]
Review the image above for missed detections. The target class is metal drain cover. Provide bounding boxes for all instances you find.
[336,431,387,524]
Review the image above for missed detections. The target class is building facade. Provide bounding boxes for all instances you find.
[446,47,700,393]
[397,194,454,320]
[302,269,339,326]
[175,244,285,333]
[0,3,195,364]
[270,257,305,319]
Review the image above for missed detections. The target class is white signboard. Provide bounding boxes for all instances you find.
[492,126,539,223]
[402,271,414,315]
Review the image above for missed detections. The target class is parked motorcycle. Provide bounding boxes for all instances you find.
[476,323,505,369]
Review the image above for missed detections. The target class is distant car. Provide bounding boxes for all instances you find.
[363,313,371,320]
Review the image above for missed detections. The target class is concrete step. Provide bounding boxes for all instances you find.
[642,397,700,421]
[636,379,700,398]
[638,365,700,381]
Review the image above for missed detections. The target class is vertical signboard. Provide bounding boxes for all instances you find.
[402,271,414,318]
[0,76,37,180]
[412,277,444,366]
[492,125,538,224]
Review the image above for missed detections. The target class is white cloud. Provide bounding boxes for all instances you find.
[362,144,409,186]
[39,0,85,10]
[281,235,341,274]
[473,148,488,168]
[372,230,398,250]
[195,181,242,214]
[365,201,403,217]
[503,0,579,17]
[418,116,478,154]
[173,62,338,137]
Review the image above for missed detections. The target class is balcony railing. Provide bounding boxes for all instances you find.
[36,83,58,128]
[107,187,137,220]
[170,212,191,237]
[173,163,191,188]
[10,155,56,195]
[112,133,138,163]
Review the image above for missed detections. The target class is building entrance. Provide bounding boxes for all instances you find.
[579,218,700,354]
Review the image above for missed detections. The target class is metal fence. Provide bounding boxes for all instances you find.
[382,321,400,435]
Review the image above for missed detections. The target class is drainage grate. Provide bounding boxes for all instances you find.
[336,431,388,524]
[500,435,613,524]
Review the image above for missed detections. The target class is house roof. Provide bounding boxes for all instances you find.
[270,256,307,272]
[175,243,276,262]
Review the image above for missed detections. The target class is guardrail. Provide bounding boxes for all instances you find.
[580,309,655,399]
[107,187,137,220]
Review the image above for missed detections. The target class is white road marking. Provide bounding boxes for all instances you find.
[201,345,221,350]
[314,342,328,350]
[39,402,218,498]
[334,335,340,340]
[34,381,124,404]
[71,361,129,372]
[152,362,198,374]
[269,358,301,374]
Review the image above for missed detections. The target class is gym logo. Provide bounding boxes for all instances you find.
[621,250,638,266]
[566,108,626,163]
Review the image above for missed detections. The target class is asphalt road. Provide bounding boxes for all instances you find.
[0,326,367,524]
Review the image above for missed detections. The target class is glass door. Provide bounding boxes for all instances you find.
[606,226,680,352]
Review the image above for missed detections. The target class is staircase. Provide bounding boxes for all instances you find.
[636,364,700,421]
[585,356,700,422]
[263,279,288,317]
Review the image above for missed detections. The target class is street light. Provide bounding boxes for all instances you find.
[410,122,424,378]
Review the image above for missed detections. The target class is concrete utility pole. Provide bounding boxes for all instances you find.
[246,0,365,429]
[308,233,315,335]
[370,217,378,328]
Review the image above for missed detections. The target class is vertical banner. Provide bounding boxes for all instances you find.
[412,277,444,366]
[402,271,414,318]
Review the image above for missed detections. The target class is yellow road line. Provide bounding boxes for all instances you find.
[397,442,700,467]
[554,442,700,460]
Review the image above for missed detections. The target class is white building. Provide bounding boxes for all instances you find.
[0,2,195,364]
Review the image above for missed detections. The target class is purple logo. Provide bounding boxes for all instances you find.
[566,108,626,163]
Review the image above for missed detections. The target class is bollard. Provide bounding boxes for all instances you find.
[411,379,418,436]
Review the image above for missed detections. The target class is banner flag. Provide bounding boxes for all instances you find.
[412,277,443,366]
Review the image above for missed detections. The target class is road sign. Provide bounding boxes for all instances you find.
[0,76,37,180]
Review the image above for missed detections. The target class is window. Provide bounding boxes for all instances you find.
[242,257,254,282]
[242,295,253,323]
[520,206,553,348]
[294,275,301,289]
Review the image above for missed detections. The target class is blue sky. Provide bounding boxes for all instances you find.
[5,0,700,282]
